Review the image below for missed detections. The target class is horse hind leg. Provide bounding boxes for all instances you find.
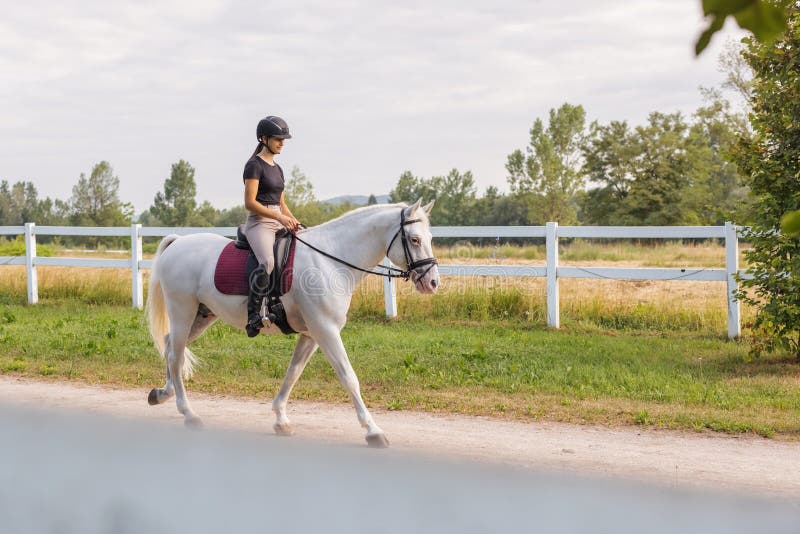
[153,297,204,427]
[148,338,175,406]
[168,330,203,427]
[148,306,217,407]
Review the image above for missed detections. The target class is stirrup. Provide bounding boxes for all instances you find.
[245,312,278,338]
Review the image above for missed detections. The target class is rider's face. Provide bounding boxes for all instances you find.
[265,136,285,154]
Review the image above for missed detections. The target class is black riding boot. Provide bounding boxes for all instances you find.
[246,264,270,337]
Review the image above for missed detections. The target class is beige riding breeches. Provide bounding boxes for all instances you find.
[244,206,285,273]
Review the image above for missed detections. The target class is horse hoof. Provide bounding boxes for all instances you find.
[184,416,204,430]
[273,422,294,436]
[147,388,160,406]
[366,433,390,448]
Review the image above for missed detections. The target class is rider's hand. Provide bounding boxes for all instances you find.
[280,214,300,231]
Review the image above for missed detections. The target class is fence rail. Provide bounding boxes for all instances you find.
[1,222,746,338]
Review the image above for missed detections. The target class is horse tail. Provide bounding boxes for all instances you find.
[146,234,198,378]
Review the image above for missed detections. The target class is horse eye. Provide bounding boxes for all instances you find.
[411,237,421,246]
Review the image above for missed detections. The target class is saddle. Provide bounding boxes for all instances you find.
[213,226,298,334]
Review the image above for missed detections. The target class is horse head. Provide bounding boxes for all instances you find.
[386,198,440,295]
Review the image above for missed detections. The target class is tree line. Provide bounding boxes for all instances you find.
[0,159,365,244]
[0,93,752,238]
[389,93,751,229]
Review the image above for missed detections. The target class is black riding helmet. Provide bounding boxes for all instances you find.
[256,116,292,141]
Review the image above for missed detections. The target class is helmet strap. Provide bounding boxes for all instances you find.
[263,137,277,155]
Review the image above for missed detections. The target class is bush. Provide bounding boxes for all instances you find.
[0,237,54,257]
[733,7,800,359]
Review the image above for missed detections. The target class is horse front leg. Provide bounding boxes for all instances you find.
[272,334,318,436]
[312,325,389,448]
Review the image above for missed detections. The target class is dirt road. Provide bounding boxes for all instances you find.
[1,375,798,499]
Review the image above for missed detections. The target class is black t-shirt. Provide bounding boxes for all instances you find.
[243,156,285,206]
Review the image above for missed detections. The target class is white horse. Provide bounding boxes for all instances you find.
[146,200,439,447]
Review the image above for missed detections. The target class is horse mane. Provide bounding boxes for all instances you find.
[300,203,408,234]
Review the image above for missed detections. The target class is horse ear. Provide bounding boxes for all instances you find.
[407,198,423,215]
[422,200,435,216]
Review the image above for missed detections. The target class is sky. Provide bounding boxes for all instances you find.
[0,0,747,213]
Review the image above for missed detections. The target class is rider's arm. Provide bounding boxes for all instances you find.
[244,179,285,222]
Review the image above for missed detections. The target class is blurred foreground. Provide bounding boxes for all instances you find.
[1,398,798,533]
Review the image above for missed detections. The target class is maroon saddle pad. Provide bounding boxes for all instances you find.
[213,239,296,296]
[214,242,250,295]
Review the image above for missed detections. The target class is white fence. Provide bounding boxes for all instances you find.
[1,222,746,338]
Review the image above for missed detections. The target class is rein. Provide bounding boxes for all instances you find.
[292,208,437,281]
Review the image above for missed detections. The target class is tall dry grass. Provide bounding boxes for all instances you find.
[435,239,740,267]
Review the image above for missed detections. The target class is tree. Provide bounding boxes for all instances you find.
[580,120,639,224]
[472,192,530,227]
[683,91,751,225]
[149,160,198,226]
[215,205,248,227]
[506,103,586,224]
[367,194,377,205]
[732,6,800,358]
[284,166,316,206]
[191,200,218,227]
[284,166,324,226]
[0,180,63,226]
[388,168,475,225]
[69,161,132,227]
[389,171,417,203]
[389,171,432,203]
[580,103,748,226]
[434,169,477,225]
[623,112,693,226]
[719,39,755,103]
[694,2,800,236]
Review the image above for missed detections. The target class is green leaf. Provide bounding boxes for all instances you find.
[696,15,725,55]
[734,2,788,42]
[702,0,756,17]
[780,209,800,236]
[696,0,790,56]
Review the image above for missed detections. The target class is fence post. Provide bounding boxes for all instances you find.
[725,222,741,339]
[24,222,38,304]
[131,223,143,309]
[546,222,559,328]
[382,258,397,318]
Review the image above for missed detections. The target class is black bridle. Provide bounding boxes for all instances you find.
[385,208,438,281]
[292,208,438,281]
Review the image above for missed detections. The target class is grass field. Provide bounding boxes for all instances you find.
[1,242,796,439]
[0,302,796,439]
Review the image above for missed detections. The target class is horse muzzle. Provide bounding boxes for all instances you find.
[412,263,440,294]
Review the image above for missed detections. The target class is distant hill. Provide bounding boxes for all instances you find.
[322,194,391,206]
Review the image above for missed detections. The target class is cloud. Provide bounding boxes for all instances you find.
[0,0,746,211]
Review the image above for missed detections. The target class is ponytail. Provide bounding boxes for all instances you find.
[250,142,263,159]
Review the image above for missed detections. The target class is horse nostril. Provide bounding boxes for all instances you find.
[431,279,438,289]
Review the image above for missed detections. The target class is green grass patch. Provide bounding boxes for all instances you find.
[0,302,797,439]
[0,237,55,257]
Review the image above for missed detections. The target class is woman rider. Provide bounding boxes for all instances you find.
[243,115,301,337]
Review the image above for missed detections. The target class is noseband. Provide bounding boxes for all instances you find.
[292,208,438,281]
